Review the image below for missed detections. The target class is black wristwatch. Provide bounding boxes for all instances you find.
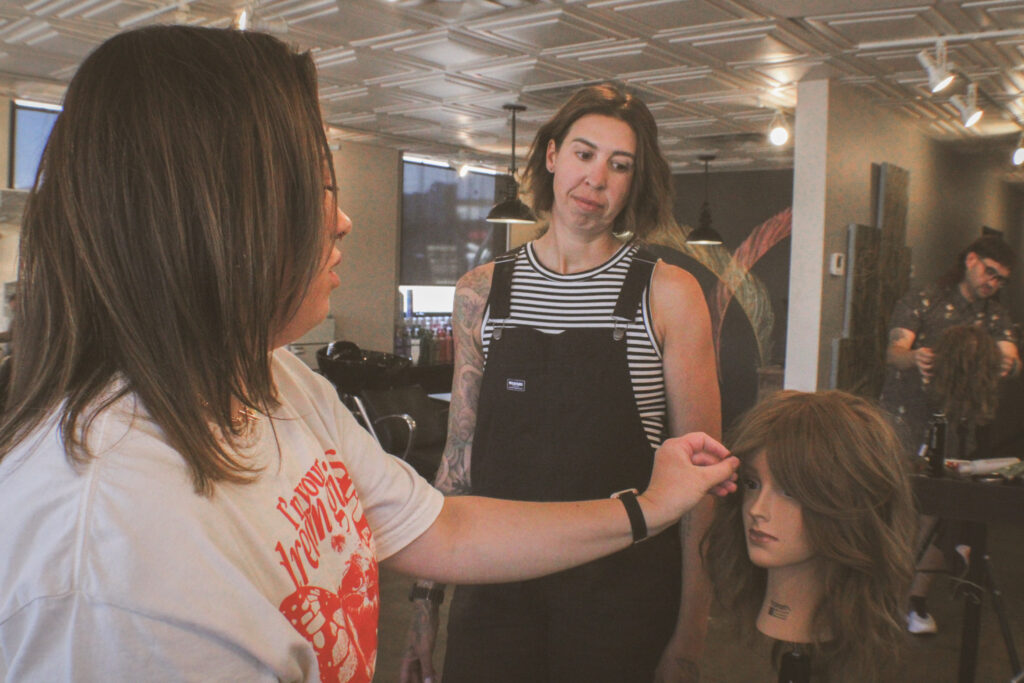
[409,583,446,604]
[611,488,648,544]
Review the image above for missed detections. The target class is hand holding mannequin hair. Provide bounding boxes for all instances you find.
[703,391,916,682]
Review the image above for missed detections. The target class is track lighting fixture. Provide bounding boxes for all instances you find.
[1013,133,1024,166]
[916,41,954,93]
[768,110,789,146]
[950,82,983,128]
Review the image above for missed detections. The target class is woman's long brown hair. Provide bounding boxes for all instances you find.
[0,26,334,494]
[702,390,917,681]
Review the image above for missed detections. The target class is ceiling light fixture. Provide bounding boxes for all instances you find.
[768,110,789,146]
[1013,133,1024,166]
[14,98,62,112]
[916,41,954,93]
[486,103,536,224]
[950,82,983,128]
[687,155,724,246]
[403,154,450,168]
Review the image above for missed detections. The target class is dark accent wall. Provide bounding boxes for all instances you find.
[668,168,793,431]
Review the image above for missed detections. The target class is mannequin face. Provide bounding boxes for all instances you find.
[741,451,815,569]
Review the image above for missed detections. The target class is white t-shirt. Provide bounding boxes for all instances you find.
[0,349,444,682]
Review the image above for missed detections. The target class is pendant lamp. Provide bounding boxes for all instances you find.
[687,154,724,245]
[486,103,536,224]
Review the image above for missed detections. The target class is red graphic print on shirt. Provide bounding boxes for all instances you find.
[274,452,379,683]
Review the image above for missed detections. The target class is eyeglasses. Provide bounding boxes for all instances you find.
[981,261,1009,286]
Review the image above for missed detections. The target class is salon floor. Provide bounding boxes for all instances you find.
[376,520,1024,682]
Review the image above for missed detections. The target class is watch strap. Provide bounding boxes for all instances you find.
[611,488,648,544]
[409,584,446,604]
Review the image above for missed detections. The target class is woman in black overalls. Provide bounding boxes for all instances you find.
[402,84,721,683]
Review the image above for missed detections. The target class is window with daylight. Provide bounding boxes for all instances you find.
[399,159,506,314]
[10,101,60,190]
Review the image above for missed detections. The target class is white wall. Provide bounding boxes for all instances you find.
[785,79,830,391]
[329,140,402,352]
[0,97,20,333]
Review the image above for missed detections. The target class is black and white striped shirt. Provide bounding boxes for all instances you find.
[481,241,667,449]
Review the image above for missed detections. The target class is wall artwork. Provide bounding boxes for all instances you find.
[647,207,792,428]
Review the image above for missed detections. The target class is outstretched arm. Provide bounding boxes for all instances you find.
[401,263,491,683]
[650,262,721,682]
[385,431,739,582]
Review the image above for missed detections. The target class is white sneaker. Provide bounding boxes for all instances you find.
[907,609,938,635]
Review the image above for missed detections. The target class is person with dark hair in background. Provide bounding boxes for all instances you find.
[0,28,741,682]
[403,84,720,683]
[879,234,1020,635]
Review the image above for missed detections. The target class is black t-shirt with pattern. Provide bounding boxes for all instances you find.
[878,284,1017,455]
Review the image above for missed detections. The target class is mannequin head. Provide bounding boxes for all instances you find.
[703,390,916,679]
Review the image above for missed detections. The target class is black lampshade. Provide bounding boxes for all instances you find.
[686,224,724,245]
[487,191,537,224]
[687,155,723,246]
[486,102,536,225]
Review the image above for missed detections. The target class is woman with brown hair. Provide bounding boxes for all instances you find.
[404,84,720,683]
[703,390,917,682]
[0,27,739,682]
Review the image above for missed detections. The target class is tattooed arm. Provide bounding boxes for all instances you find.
[400,263,493,683]
[431,263,492,497]
[886,327,934,378]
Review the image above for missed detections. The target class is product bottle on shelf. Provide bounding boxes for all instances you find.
[436,323,449,364]
[409,320,421,365]
[394,320,411,359]
[419,323,435,366]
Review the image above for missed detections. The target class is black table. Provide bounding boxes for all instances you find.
[912,474,1024,683]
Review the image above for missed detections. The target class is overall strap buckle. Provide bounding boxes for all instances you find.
[486,247,521,342]
[609,246,658,341]
[611,317,630,341]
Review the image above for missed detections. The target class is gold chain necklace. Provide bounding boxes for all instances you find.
[200,400,260,430]
[231,406,259,430]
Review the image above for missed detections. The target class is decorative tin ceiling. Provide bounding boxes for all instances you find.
[2,0,1024,172]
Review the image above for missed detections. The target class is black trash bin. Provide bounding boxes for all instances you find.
[316,341,412,395]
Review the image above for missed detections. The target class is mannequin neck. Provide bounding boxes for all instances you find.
[756,559,827,644]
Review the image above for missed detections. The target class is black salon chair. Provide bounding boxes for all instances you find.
[316,342,446,480]
[359,383,447,481]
